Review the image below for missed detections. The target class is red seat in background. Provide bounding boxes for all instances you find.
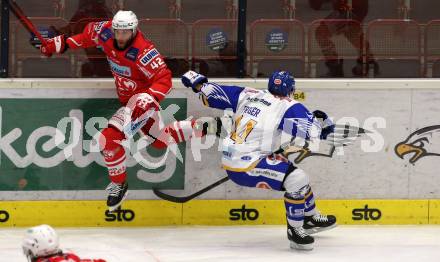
[366,19,421,78]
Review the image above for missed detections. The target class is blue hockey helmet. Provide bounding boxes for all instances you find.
[268,71,295,97]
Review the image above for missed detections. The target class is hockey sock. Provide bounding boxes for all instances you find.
[304,187,318,216]
[100,126,127,184]
[284,192,305,227]
[151,119,203,149]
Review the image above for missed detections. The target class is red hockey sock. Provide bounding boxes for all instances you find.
[99,126,127,184]
[151,119,202,149]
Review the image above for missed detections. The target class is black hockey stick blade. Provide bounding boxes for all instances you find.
[153,176,230,203]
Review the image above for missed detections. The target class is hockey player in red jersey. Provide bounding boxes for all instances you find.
[22,224,106,262]
[40,10,204,211]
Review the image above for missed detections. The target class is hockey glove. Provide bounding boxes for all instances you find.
[313,110,335,139]
[181,70,208,93]
[40,35,67,57]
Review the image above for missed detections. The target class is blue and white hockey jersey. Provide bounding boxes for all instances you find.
[198,83,322,171]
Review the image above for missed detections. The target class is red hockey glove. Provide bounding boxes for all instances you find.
[40,35,67,57]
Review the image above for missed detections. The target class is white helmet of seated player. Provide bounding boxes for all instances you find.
[112,10,138,35]
[22,224,60,261]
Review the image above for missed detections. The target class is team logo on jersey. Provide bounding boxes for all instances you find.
[99,28,113,42]
[115,75,137,96]
[395,125,440,164]
[125,47,139,61]
[108,59,131,77]
[140,48,160,66]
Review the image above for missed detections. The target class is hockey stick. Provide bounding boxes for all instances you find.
[8,0,47,45]
[153,176,230,203]
[151,146,305,203]
[153,124,370,203]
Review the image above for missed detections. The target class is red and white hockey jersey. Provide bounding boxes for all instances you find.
[67,20,172,104]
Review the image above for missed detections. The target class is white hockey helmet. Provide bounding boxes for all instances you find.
[22,224,60,260]
[112,10,138,34]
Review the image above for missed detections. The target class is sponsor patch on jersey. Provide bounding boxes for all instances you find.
[130,117,149,133]
[139,48,159,66]
[108,59,131,77]
[99,28,113,42]
[241,155,252,161]
[222,151,232,159]
[125,47,139,61]
[253,169,283,178]
[246,97,272,106]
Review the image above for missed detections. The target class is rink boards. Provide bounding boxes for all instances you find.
[1,79,440,228]
[1,199,440,227]
[1,79,440,200]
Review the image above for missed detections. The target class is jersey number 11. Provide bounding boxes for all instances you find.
[230,115,257,144]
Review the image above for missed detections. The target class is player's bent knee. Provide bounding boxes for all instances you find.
[99,126,125,150]
[127,93,159,111]
[283,168,310,196]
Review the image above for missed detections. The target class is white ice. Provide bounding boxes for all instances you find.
[1,226,440,262]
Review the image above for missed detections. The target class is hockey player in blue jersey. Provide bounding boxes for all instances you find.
[181,70,337,250]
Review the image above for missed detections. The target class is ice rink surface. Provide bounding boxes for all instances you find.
[1,226,440,262]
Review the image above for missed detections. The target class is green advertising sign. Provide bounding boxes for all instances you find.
[0,98,186,191]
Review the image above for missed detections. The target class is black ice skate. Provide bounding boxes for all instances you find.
[303,213,337,234]
[287,224,314,250]
[106,181,128,212]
